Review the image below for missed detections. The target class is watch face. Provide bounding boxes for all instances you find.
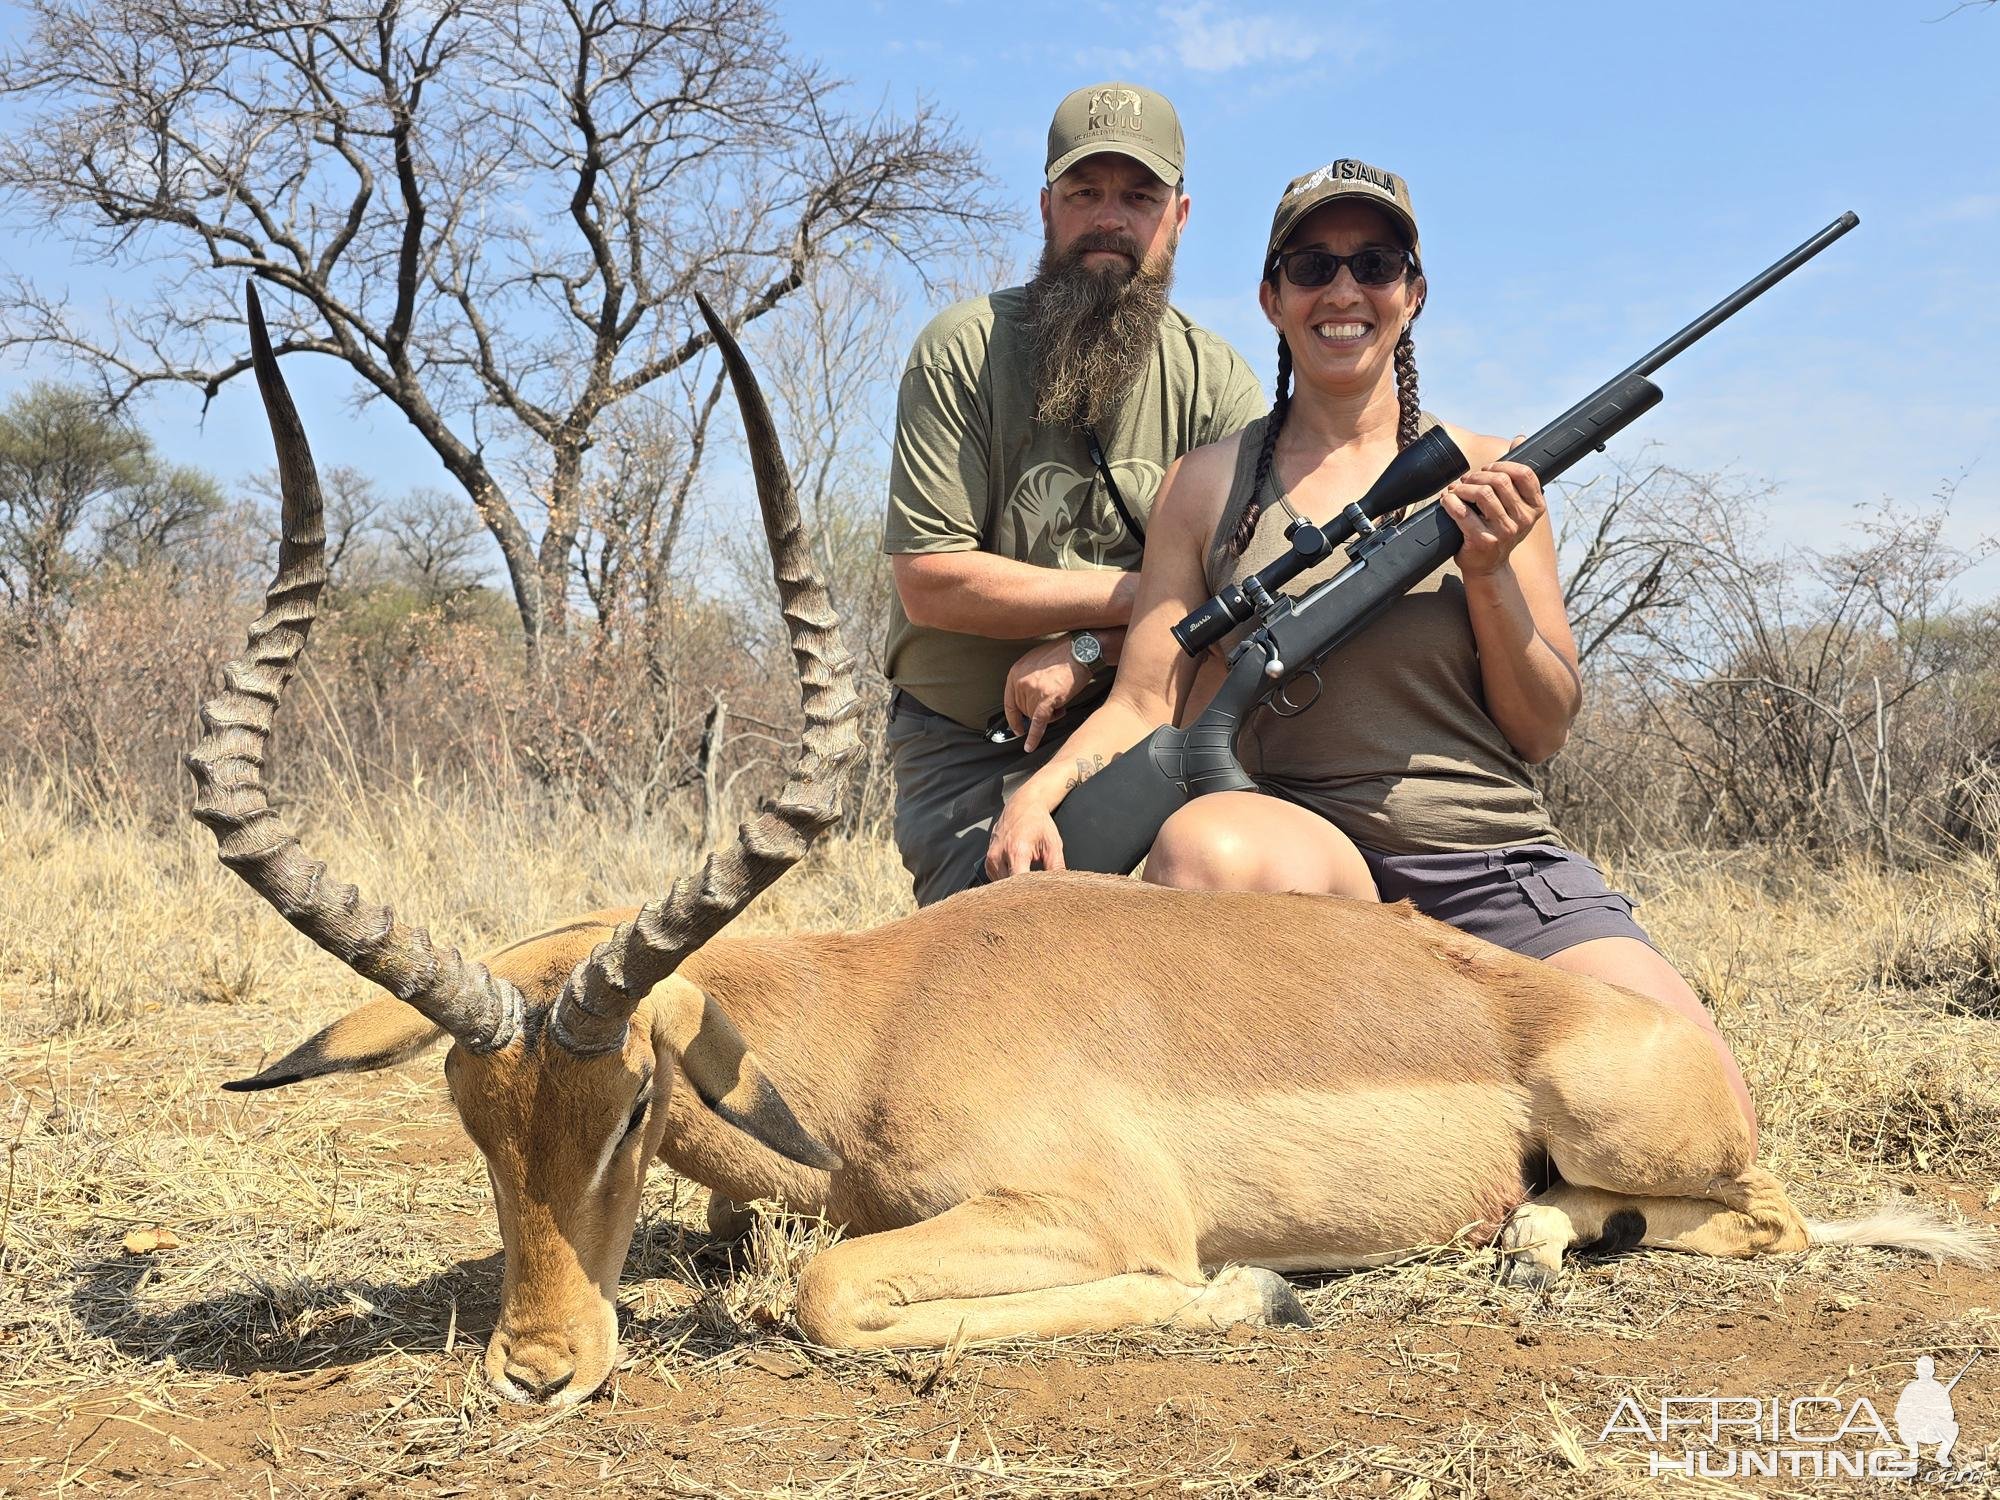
[1072,632,1102,667]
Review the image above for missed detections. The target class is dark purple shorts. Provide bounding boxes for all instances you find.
[1355,843,1656,961]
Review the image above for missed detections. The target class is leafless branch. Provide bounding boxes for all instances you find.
[0,0,1004,654]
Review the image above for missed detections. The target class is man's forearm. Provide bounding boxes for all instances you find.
[893,552,1139,637]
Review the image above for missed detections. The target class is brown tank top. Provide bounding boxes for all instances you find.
[1201,414,1562,855]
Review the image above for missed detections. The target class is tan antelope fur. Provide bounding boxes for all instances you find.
[194,285,1993,1410]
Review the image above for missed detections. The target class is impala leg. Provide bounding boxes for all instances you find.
[794,1191,1309,1350]
[1507,993,1806,1286]
[1499,1168,1811,1287]
[1543,936,1757,1146]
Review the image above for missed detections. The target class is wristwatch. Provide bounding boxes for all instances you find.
[1070,631,1106,676]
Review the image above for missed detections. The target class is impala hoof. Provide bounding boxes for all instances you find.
[1246,1267,1314,1328]
[1497,1203,1567,1289]
[1497,1254,1559,1290]
[1187,1265,1314,1332]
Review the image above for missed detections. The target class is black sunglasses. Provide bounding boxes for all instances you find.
[1274,245,1416,289]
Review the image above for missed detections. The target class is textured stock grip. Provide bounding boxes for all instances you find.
[1505,373,1663,483]
[1159,652,1266,797]
[1050,652,1266,874]
[1051,728,1198,875]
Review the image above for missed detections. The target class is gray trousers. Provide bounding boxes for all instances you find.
[887,692,1082,906]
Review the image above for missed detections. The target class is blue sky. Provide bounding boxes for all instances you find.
[3,1,1996,592]
[783,0,1999,585]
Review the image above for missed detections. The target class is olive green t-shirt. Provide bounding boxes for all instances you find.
[883,287,1267,730]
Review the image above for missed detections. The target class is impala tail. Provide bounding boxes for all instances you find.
[1806,1204,1998,1266]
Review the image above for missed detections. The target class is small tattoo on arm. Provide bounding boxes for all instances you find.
[1064,754,1108,792]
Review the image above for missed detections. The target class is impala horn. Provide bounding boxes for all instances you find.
[188,283,527,1053]
[548,293,863,1056]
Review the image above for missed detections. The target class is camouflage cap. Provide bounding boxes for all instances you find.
[1266,159,1420,267]
[1045,82,1185,186]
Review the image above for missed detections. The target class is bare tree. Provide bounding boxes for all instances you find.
[0,0,1000,658]
[1592,486,1990,857]
[383,485,491,606]
[1553,455,1722,669]
[245,462,388,588]
[573,366,726,644]
[563,251,944,829]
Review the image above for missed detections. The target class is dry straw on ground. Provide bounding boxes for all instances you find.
[3,773,1998,1497]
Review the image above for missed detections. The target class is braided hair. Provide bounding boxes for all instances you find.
[1232,337,1292,555]
[1392,325,1421,449]
[1231,260,1424,556]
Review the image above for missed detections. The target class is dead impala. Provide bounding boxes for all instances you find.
[193,284,1990,1409]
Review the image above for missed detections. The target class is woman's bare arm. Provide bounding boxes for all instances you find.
[1442,428,1582,763]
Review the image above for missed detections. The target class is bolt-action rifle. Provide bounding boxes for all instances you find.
[1049,212,1861,876]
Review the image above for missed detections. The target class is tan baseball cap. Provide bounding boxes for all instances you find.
[1045,82,1185,186]
[1266,158,1420,266]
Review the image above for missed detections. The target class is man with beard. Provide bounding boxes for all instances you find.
[882,82,1266,905]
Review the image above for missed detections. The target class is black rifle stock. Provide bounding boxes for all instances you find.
[1050,212,1860,876]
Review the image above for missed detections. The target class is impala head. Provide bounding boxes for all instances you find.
[191,284,860,1406]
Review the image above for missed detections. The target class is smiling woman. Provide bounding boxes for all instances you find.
[985,157,1761,1144]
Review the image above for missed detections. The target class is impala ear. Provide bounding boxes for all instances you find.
[224,997,447,1091]
[651,979,842,1172]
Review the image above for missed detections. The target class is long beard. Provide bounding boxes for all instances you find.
[1024,228,1175,429]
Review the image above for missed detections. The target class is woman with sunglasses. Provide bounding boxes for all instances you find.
[986,158,1755,1140]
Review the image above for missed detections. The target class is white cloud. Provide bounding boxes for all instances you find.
[1932,193,2000,224]
[1157,2,1363,74]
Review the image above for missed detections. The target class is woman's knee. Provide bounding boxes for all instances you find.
[1144,803,1268,890]
[1142,796,1377,898]
[1550,939,1714,1038]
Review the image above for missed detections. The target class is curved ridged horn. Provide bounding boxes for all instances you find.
[548,292,864,1056]
[187,283,525,1053]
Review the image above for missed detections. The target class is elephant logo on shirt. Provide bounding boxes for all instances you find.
[1008,458,1162,569]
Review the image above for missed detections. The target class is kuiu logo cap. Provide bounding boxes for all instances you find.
[1266,158,1421,267]
[1045,82,1185,186]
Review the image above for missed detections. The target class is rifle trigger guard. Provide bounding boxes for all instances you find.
[1270,668,1323,718]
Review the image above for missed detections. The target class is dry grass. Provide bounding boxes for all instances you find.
[3,774,1999,1496]
[1612,846,2000,1187]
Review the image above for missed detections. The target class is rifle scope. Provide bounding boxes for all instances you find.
[1171,425,1470,655]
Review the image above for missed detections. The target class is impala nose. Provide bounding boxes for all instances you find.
[501,1339,575,1403]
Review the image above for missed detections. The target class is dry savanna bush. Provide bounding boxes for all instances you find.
[0,545,893,845]
[1543,463,2000,861]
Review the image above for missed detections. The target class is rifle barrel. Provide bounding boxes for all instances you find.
[1619,211,1859,385]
